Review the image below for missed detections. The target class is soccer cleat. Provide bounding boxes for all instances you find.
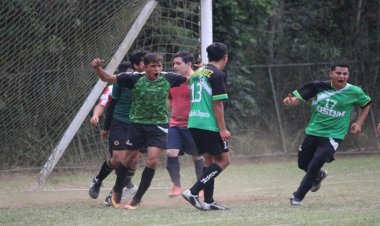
[104,191,112,206]
[168,185,183,197]
[88,177,102,199]
[111,190,122,208]
[181,189,203,210]
[122,184,139,201]
[202,201,230,211]
[124,198,140,210]
[311,169,328,192]
[290,195,302,206]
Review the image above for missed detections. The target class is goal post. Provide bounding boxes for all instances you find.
[201,0,213,63]
[33,0,158,189]
[0,0,211,189]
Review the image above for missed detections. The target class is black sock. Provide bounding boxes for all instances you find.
[204,178,215,204]
[201,166,214,203]
[113,164,128,194]
[96,158,113,182]
[190,164,222,195]
[133,167,155,201]
[125,168,136,189]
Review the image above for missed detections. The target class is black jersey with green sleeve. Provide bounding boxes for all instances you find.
[292,80,371,139]
[117,72,187,124]
[111,83,132,124]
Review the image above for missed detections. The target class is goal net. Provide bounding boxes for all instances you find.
[0,0,201,188]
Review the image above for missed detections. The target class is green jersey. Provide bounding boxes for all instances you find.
[111,83,132,123]
[293,81,371,139]
[117,72,187,125]
[188,64,228,132]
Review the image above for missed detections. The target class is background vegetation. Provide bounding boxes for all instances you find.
[0,0,379,171]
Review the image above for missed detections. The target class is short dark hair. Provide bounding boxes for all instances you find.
[130,50,149,69]
[206,42,228,62]
[173,51,195,66]
[143,52,163,65]
[117,61,132,73]
[330,61,349,71]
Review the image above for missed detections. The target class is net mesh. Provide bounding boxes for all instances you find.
[0,0,200,175]
[1,1,379,189]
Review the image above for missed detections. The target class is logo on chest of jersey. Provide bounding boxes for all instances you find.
[316,106,346,117]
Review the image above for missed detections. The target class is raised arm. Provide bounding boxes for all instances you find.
[90,58,117,83]
[283,94,300,106]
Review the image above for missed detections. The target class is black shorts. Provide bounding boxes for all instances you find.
[126,123,168,150]
[189,128,229,156]
[298,134,342,163]
[108,118,130,152]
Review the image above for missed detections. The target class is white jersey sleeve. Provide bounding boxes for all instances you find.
[97,85,113,107]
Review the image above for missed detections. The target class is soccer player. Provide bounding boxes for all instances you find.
[88,61,135,203]
[90,61,133,128]
[181,42,231,211]
[166,51,204,197]
[100,50,148,206]
[88,52,148,205]
[91,52,188,209]
[283,61,371,206]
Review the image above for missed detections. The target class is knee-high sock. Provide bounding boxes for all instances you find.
[113,164,128,194]
[190,164,222,195]
[95,158,113,182]
[166,156,181,186]
[125,168,136,189]
[202,166,215,203]
[193,158,205,180]
[204,177,215,204]
[133,167,155,201]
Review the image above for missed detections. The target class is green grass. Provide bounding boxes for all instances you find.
[1,155,380,226]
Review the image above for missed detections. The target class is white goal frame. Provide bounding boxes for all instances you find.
[34,0,213,189]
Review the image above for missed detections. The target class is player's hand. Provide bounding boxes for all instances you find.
[283,94,299,106]
[100,130,109,139]
[91,58,105,69]
[377,123,380,133]
[350,122,362,135]
[90,115,99,126]
[219,129,231,141]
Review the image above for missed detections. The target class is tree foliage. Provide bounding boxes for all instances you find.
[213,0,380,132]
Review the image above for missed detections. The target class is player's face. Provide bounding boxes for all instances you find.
[172,57,188,76]
[134,60,145,72]
[330,66,349,89]
[145,61,163,80]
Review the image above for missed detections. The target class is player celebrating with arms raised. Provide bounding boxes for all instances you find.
[283,61,371,205]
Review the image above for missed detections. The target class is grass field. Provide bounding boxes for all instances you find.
[1,155,380,226]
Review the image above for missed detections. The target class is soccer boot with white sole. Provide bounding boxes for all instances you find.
[202,201,230,211]
[181,189,202,210]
